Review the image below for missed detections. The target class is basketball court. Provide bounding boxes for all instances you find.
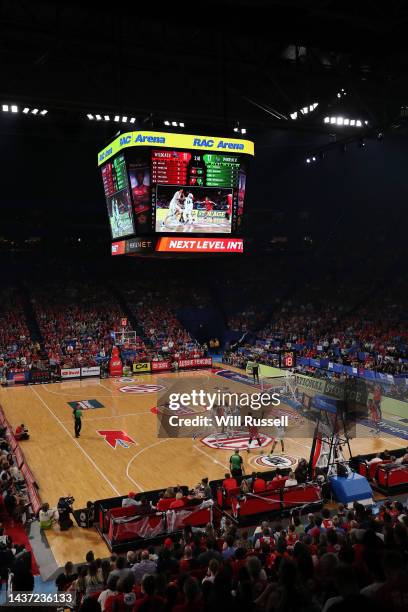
[0,365,406,566]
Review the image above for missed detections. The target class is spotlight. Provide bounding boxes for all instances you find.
[171,121,177,126]
[87,113,94,120]
[324,117,329,123]
[23,107,30,114]
[241,128,247,134]
[122,116,128,123]
[356,120,362,127]
[164,120,170,126]
[2,104,8,111]
[104,115,110,121]
[290,112,298,120]
[358,139,366,148]
[337,117,344,125]
[306,157,311,163]
[31,109,39,115]
[95,114,102,121]
[114,115,120,122]
[301,107,308,114]
[11,105,18,113]
[312,156,316,161]
[233,127,239,132]
[129,117,136,124]
[179,122,185,127]
[350,119,356,126]
[40,109,48,115]
[330,117,336,124]
[344,118,350,125]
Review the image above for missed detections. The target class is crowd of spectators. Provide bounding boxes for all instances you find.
[48,496,408,612]
[0,287,41,370]
[31,282,141,368]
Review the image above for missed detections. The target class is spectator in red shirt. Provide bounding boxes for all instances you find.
[169,492,185,509]
[222,473,237,493]
[253,475,266,493]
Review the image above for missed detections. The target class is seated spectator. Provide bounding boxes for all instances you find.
[39,503,57,530]
[132,549,156,584]
[222,473,237,492]
[56,561,78,591]
[169,492,185,509]
[121,492,139,508]
[85,561,104,596]
[202,558,219,584]
[15,424,29,441]
[253,474,266,492]
[222,535,237,560]
[98,575,119,611]
[285,471,298,487]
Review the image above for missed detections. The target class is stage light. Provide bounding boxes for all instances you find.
[2,104,8,112]
[241,128,247,134]
[31,108,39,115]
[171,121,177,126]
[324,117,329,123]
[11,105,18,113]
[330,117,336,124]
[40,109,48,115]
[179,122,185,127]
[312,156,316,161]
[350,119,355,126]
[306,157,311,163]
[95,114,102,121]
[301,107,308,114]
[104,115,110,121]
[290,112,298,120]
[337,117,344,125]
[233,127,239,132]
[358,138,366,148]
[344,118,350,125]
[164,120,170,126]
[87,113,94,120]
[129,117,136,124]
[122,116,128,123]
[356,120,362,126]
[114,115,120,122]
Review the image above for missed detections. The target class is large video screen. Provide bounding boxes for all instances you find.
[101,154,135,239]
[154,186,233,233]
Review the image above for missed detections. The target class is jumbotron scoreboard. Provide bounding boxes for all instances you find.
[98,131,254,255]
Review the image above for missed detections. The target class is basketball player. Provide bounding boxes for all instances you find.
[73,407,83,438]
[247,411,262,453]
[203,196,215,223]
[112,197,121,232]
[182,192,194,225]
[132,170,149,213]
[373,384,383,420]
[368,398,381,434]
[161,189,184,228]
[270,425,285,454]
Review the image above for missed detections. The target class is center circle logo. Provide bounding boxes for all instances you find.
[119,384,165,394]
[253,454,297,468]
[201,432,272,450]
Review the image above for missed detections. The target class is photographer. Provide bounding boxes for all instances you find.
[58,496,75,531]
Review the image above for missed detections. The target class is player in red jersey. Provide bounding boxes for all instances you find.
[247,411,262,453]
[132,171,149,213]
[373,384,382,420]
[203,196,215,223]
[368,398,381,434]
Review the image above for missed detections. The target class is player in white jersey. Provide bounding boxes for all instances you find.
[270,425,285,454]
[183,193,194,225]
[162,189,184,228]
[112,197,121,232]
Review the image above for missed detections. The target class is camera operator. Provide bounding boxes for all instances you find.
[57,496,75,531]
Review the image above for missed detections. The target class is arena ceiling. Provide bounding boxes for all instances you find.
[1,0,408,136]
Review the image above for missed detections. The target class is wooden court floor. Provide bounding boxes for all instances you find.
[0,367,406,566]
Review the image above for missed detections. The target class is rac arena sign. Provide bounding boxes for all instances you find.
[98,131,254,165]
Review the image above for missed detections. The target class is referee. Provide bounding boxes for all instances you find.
[73,407,83,438]
[229,449,244,484]
[252,359,260,384]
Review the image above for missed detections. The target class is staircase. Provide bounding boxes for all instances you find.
[109,284,152,346]
[19,282,47,357]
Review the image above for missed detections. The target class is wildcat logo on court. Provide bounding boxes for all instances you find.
[201,432,272,450]
[254,454,297,468]
[119,384,165,394]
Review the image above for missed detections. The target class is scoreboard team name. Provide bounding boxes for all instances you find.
[193,138,244,150]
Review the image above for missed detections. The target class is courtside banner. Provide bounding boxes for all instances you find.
[133,362,151,373]
[178,357,212,369]
[98,131,254,165]
[156,237,244,253]
[61,367,81,379]
[151,361,172,372]
[81,366,101,377]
